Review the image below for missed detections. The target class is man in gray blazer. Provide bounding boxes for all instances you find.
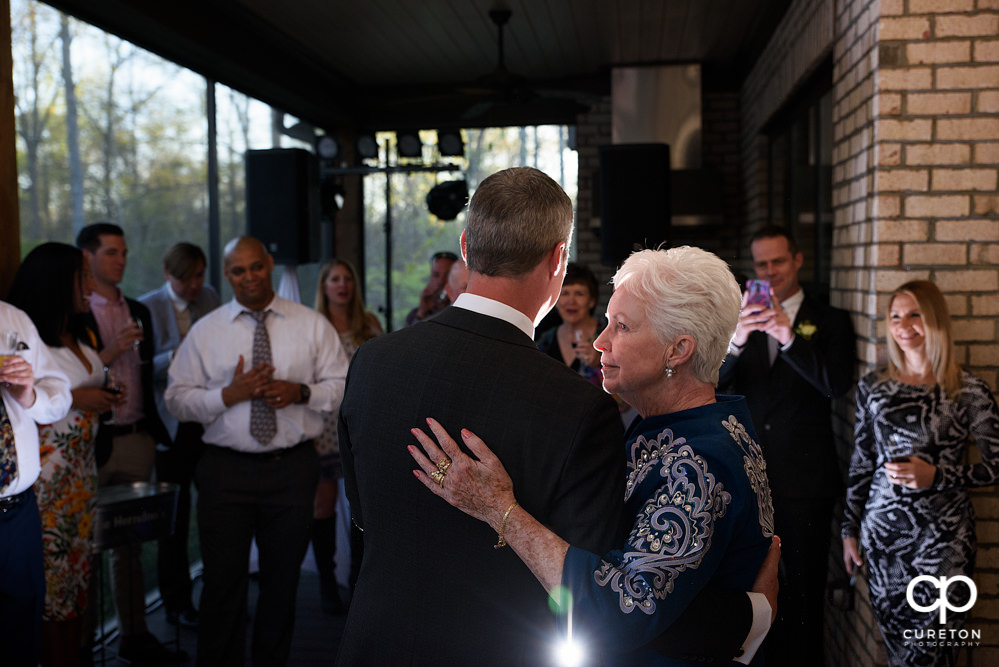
[139,242,220,628]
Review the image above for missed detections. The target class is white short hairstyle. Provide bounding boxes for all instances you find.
[611,246,741,385]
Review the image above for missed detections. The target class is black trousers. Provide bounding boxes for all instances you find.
[194,442,318,667]
[156,421,206,613]
[764,496,835,667]
[0,488,45,667]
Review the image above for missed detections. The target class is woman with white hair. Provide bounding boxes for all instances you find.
[408,247,776,665]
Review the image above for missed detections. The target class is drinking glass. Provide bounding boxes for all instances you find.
[103,365,122,425]
[132,317,143,349]
[0,331,18,365]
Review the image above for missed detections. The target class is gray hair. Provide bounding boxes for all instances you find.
[612,247,741,385]
[464,167,573,277]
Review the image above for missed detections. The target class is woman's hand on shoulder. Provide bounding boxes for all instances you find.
[408,417,516,530]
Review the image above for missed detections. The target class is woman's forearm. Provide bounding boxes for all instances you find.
[502,505,570,594]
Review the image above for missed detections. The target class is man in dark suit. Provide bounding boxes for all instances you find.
[140,242,221,629]
[338,167,774,666]
[75,223,182,663]
[718,225,855,667]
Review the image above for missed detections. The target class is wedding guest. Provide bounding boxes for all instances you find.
[76,223,178,662]
[842,280,999,666]
[535,262,604,384]
[718,225,855,666]
[7,243,115,667]
[404,251,457,326]
[410,246,777,666]
[0,300,72,667]
[311,258,382,613]
[166,237,348,666]
[139,241,220,628]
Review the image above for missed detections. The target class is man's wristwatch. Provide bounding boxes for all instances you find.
[298,383,311,405]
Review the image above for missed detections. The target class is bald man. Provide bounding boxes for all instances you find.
[166,237,349,666]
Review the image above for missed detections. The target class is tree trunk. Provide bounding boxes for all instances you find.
[60,14,83,234]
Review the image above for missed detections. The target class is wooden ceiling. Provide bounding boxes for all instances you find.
[44,0,791,131]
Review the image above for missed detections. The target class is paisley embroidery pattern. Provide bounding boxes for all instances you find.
[723,415,775,538]
[597,431,730,615]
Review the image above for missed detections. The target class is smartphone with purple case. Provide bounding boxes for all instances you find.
[745,279,772,308]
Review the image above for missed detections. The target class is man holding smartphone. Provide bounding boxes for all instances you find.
[718,226,855,667]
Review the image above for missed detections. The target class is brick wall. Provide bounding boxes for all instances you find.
[864,3,999,664]
[737,0,999,664]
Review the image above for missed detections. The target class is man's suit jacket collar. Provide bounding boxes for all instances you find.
[428,304,538,350]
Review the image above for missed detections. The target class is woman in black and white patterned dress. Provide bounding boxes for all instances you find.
[842,280,999,666]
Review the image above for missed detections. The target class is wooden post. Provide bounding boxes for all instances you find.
[0,0,20,296]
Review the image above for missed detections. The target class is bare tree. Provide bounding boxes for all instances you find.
[12,1,59,239]
[60,13,83,234]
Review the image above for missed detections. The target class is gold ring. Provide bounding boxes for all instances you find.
[437,457,452,473]
[430,469,446,488]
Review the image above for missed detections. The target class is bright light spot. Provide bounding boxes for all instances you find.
[553,638,586,667]
[548,585,573,615]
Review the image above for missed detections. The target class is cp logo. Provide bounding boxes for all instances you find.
[906,575,977,624]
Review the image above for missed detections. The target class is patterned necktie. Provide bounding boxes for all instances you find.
[248,310,277,445]
[0,398,17,495]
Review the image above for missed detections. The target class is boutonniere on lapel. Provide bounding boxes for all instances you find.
[794,320,818,340]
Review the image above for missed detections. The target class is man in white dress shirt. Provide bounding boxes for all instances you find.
[166,237,348,667]
[0,301,72,667]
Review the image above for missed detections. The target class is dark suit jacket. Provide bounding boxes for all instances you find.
[718,293,855,500]
[338,306,751,666]
[83,298,171,464]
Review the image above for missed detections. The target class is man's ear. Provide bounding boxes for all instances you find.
[460,230,468,263]
[548,241,567,279]
[793,251,804,272]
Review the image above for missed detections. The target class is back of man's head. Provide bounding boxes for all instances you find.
[464,167,572,278]
[76,222,124,253]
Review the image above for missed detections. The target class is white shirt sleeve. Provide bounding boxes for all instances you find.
[735,592,772,664]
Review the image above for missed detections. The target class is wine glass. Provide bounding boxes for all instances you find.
[132,316,143,349]
[103,365,122,425]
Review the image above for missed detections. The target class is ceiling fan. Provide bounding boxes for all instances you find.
[364,8,597,127]
[457,8,591,121]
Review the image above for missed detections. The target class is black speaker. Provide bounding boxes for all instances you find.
[598,143,671,266]
[246,148,320,264]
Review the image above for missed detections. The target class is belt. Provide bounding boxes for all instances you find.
[106,420,147,437]
[218,440,313,461]
[0,488,31,513]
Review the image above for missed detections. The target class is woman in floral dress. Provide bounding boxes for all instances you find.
[311,259,382,612]
[842,280,999,666]
[8,243,117,666]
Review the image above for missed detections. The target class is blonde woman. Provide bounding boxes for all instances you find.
[312,259,382,613]
[842,280,999,666]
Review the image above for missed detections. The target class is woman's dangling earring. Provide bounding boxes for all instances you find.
[664,365,675,378]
